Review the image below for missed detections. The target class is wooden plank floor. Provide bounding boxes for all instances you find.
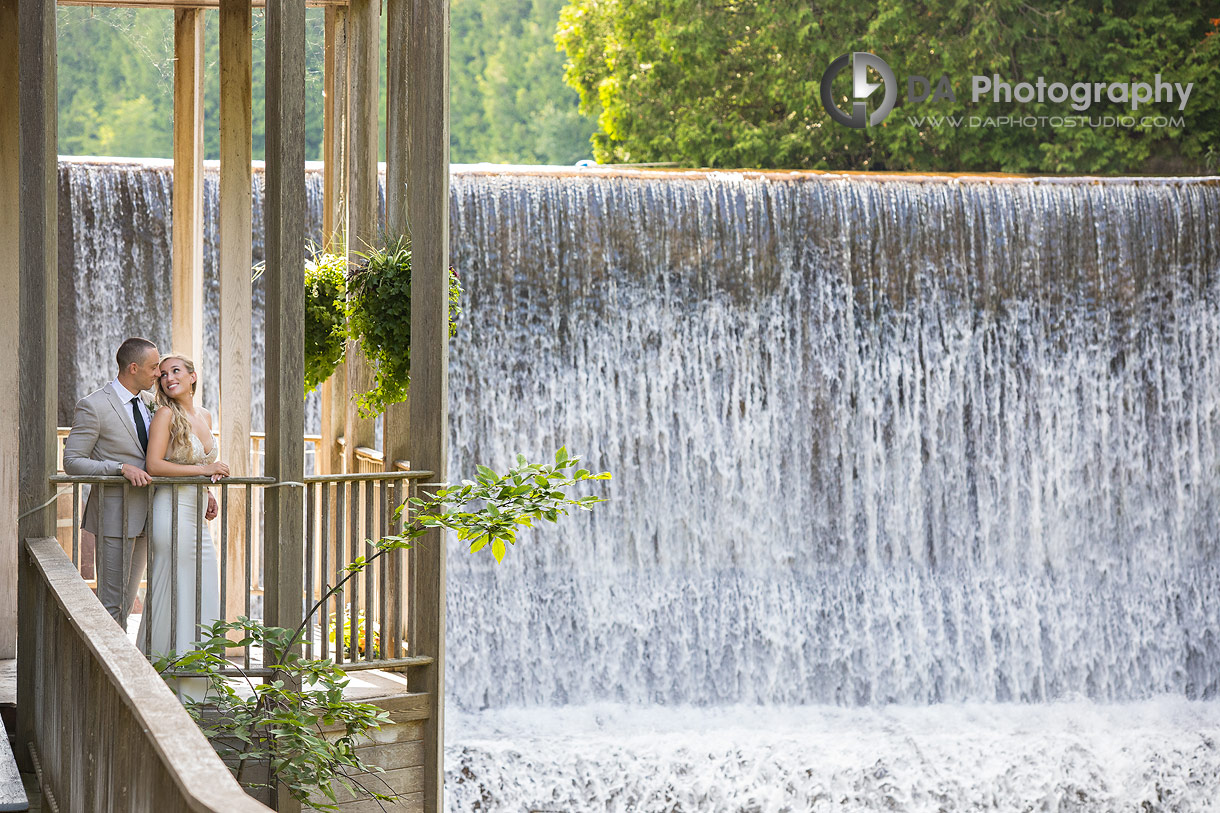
[0,661,13,708]
[0,661,35,812]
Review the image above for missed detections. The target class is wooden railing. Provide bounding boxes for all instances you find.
[47,467,436,675]
[18,537,272,812]
[302,470,434,670]
[334,435,395,475]
[48,474,274,668]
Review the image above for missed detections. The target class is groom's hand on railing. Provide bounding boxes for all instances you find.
[120,463,152,488]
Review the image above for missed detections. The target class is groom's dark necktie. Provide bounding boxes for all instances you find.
[131,398,148,453]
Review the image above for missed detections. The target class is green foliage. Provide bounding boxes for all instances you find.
[404,446,610,563]
[57,6,330,161]
[57,9,174,158]
[346,237,463,417]
[59,2,592,165]
[304,252,348,394]
[451,0,596,163]
[158,451,609,807]
[556,0,1220,173]
[154,621,395,811]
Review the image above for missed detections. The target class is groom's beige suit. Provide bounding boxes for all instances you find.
[62,383,154,628]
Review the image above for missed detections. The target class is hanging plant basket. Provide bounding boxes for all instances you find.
[346,235,462,416]
[303,250,348,394]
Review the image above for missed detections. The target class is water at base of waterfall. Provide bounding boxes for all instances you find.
[447,700,1220,811]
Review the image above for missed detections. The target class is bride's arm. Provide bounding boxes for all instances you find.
[145,409,217,477]
[201,408,220,519]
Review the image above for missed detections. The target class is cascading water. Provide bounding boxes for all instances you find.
[444,170,1220,810]
[59,159,1220,809]
[57,156,325,431]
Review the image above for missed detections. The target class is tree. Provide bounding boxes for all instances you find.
[59,3,594,166]
[57,6,330,163]
[159,450,610,810]
[556,0,1220,173]
[451,0,595,164]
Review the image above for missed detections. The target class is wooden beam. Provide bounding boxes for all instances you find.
[0,0,19,660]
[263,0,306,656]
[59,0,348,8]
[344,0,379,472]
[385,0,406,238]
[17,0,59,771]
[172,8,205,365]
[382,0,409,642]
[219,0,253,624]
[322,4,348,253]
[318,367,346,476]
[405,0,450,808]
[318,4,348,477]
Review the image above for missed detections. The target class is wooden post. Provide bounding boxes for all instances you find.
[322,4,349,254]
[172,8,205,365]
[16,0,58,771]
[318,372,346,475]
[348,0,378,251]
[0,0,19,660]
[345,0,379,473]
[265,6,306,791]
[406,0,450,808]
[385,0,407,238]
[382,0,410,648]
[319,5,349,477]
[219,0,253,624]
[264,0,306,692]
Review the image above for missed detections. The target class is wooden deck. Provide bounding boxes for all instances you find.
[0,660,13,708]
[2,653,427,812]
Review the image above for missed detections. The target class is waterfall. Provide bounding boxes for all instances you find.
[57,156,326,430]
[446,171,1220,710]
[59,159,1220,809]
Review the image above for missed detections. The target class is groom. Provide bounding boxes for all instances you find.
[62,337,216,629]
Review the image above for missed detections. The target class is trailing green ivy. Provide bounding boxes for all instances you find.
[158,450,610,810]
[304,251,348,394]
[346,236,463,416]
[155,620,394,812]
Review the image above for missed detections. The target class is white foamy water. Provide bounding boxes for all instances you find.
[447,699,1220,811]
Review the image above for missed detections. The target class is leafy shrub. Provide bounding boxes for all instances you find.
[304,251,348,394]
[346,236,462,416]
[159,450,610,809]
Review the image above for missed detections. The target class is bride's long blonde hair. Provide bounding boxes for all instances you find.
[155,353,199,464]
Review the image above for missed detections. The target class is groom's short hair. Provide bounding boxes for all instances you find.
[116,337,157,371]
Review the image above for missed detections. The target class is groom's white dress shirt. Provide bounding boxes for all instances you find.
[110,378,152,444]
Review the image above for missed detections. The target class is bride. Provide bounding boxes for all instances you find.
[138,352,230,699]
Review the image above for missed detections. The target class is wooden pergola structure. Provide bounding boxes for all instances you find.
[0,0,449,809]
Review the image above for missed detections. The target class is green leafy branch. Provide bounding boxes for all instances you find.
[287,447,609,653]
[158,449,609,810]
[408,446,609,563]
[154,621,395,811]
[304,250,348,394]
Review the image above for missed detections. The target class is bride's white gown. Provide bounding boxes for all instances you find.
[137,432,220,700]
